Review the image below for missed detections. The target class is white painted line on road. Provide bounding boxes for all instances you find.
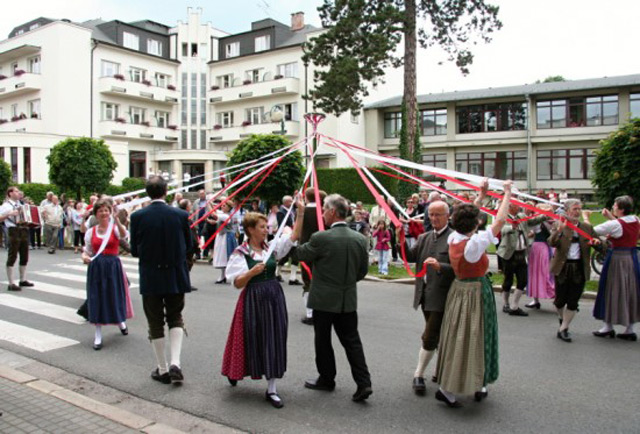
[35,270,139,284]
[118,256,139,265]
[0,294,85,324]
[0,320,79,352]
[0,281,85,300]
[58,263,139,276]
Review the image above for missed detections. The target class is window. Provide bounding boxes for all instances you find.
[422,154,447,180]
[0,147,4,161]
[101,60,119,77]
[420,108,447,136]
[11,63,18,74]
[191,98,197,125]
[536,149,595,180]
[276,62,298,78]
[181,73,187,125]
[16,29,24,36]
[274,103,298,122]
[191,43,198,57]
[11,104,18,118]
[255,35,270,52]
[155,73,169,88]
[216,111,234,128]
[29,23,39,31]
[225,42,239,58]
[457,103,527,133]
[631,93,640,119]
[129,151,146,178]
[384,111,402,138]
[147,39,162,56]
[28,56,40,74]
[10,147,18,183]
[245,107,263,125]
[0,108,3,120]
[456,152,527,180]
[181,130,187,149]
[123,32,139,50]
[191,130,197,149]
[102,103,119,121]
[28,99,40,118]
[23,147,30,183]
[130,67,146,83]
[245,68,263,83]
[130,107,145,124]
[181,43,188,57]
[201,72,206,125]
[200,130,206,150]
[155,110,170,128]
[217,74,234,88]
[537,95,618,128]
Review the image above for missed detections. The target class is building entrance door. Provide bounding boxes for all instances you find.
[182,163,204,192]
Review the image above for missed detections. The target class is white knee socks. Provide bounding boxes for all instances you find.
[414,348,434,378]
[289,264,298,282]
[502,291,510,307]
[94,325,102,345]
[625,324,635,334]
[598,322,614,333]
[6,266,14,285]
[513,289,524,309]
[560,309,576,332]
[19,265,27,282]
[303,292,312,319]
[151,337,168,374]
[169,327,184,368]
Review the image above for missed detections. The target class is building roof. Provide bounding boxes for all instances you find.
[78,19,114,44]
[365,74,640,109]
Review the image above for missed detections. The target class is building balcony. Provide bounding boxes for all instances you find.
[0,116,43,133]
[97,120,179,143]
[98,76,179,105]
[208,77,300,106]
[209,121,300,144]
[0,72,42,101]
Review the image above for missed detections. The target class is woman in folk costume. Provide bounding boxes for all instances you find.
[525,203,556,309]
[591,195,640,341]
[81,198,133,350]
[221,212,295,408]
[435,179,513,408]
[211,200,239,284]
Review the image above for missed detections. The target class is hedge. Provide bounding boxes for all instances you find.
[315,167,398,203]
[17,179,146,204]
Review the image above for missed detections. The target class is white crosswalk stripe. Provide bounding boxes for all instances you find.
[1,280,85,300]
[59,262,139,275]
[0,294,84,324]
[0,320,79,352]
[34,270,139,288]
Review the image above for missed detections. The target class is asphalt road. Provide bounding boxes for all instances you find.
[0,249,637,434]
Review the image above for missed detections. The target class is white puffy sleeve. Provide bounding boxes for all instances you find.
[83,228,94,255]
[594,220,622,238]
[464,230,499,263]
[225,251,249,287]
[270,232,296,261]
[115,225,129,240]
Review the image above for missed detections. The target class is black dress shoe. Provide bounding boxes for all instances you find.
[412,377,426,396]
[227,377,238,386]
[616,332,638,341]
[525,301,541,309]
[301,317,314,326]
[509,308,529,317]
[474,390,489,402]
[19,280,34,287]
[592,330,616,338]
[190,286,198,291]
[93,342,102,351]
[557,329,572,342]
[7,284,21,292]
[502,305,511,313]
[265,391,284,409]
[215,278,227,284]
[289,280,302,286]
[304,377,335,391]
[120,326,128,336]
[169,365,184,384]
[276,275,284,282]
[151,368,171,384]
[352,386,373,402]
[435,390,462,408]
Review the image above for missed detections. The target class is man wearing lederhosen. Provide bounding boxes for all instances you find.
[0,187,34,291]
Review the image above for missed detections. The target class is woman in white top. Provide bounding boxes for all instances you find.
[210,201,238,284]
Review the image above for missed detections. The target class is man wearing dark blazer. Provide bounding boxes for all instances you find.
[130,176,192,385]
[398,200,455,395]
[291,194,372,402]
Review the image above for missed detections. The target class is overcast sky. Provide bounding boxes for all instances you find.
[2,0,639,103]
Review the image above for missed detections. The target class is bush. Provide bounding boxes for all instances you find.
[18,183,59,204]
[121,177,146,192]
[0,160,12,196]
[315,167,398,203]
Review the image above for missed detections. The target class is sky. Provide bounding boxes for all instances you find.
[2,0,639,104]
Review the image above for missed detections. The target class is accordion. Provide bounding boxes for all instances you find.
[18,204,42,227]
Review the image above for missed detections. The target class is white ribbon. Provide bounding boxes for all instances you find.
[89,217,115,262]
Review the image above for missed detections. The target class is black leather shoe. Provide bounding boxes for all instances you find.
[509,308,529,317]
[7,284,21,292]
[19,280,34,287]
[301,317,314,326]
[616,332,638,341]
[304,377,335,391]
[265,391,284,409]
[93,342,102,351]
[276,275,284,282]
[352,386,373,402]
[502,305,510,313]
[435,390,462,408]
[227,377,238,386]
[412,377,426,396]
[151,368,171,384]
[289,280,302,286]
[525,301,541,309]
[557,329,572,342]
[190,286,198,291]
[474,390,489,402]
[592,330,616,338]
[120,326,128,336]
[169,365,184,384]
[215,278,227,284]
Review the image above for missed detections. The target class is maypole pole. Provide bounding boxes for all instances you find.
[303,112,326,187]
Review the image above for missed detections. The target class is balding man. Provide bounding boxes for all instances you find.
[397,200,455,395]
[422,192,442,232]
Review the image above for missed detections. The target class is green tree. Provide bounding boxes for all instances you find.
[303,0,501,160]
[592,118,640,212]
[0,160,12,196]
[535,75,567,83]
[226,134,304,205]
[47,137,117,201]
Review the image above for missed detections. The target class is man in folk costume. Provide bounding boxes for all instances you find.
[0,187,34,291]
[130,176,192,385]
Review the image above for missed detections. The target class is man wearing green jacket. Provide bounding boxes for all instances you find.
[291,193,372,402]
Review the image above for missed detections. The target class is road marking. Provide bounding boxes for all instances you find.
[0,281,85,300]
[119,256,139,265]
[0,320,79,352]
[71,258,138,272]
[58,263,139,276]
[0,294,85,324]
[34,271,139,284]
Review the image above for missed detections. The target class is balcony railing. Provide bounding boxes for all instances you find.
[209,120,300,143]
[0,116,42,133]
[0,72,42,100]
[98,76,179,105]
[208,77,300,105]
[97,120,179,143]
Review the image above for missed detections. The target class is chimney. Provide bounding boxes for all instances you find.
[291,12,305,31]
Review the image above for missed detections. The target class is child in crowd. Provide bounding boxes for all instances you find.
[372,219,391,275]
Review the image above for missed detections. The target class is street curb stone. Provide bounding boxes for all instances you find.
[0,364,36,383]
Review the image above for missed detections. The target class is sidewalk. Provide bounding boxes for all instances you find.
[0,350,242,434]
